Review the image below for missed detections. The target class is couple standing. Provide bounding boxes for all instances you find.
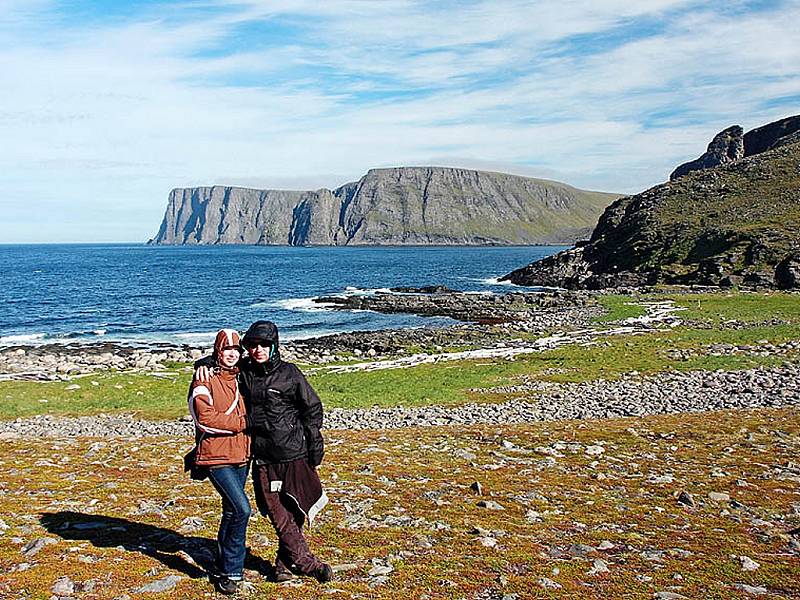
[188,321,332,594]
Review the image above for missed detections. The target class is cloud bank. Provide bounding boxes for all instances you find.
[0,0,798,242]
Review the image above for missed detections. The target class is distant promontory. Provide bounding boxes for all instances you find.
[149,167,619,246]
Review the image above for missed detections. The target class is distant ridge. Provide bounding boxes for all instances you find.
[149,167,619,246]
[502,115,800,289]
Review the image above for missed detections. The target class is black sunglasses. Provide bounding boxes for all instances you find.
[245,340,272,349]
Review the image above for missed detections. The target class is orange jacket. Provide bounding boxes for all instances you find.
[189,368,250,466]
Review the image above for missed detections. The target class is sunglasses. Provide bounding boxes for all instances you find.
[245,340,272,350]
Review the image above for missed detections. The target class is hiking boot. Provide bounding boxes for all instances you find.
[215,577,239,595]
[313,563,334,583]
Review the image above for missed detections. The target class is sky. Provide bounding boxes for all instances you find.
[0,0,798,243]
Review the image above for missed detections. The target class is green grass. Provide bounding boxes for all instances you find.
[592,294,648,322]
[1,291,798,420]
[669,290,800,323]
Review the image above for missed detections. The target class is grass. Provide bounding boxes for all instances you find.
[591,294,648,323]
[1,408,798,599]
[1,291,798,420]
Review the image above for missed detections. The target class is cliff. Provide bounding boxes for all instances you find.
[149,167,619,246]
[502,115,800,289]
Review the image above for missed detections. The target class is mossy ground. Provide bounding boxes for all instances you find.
[1,408,798,599]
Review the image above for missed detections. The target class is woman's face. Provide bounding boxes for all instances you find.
[219,345,241,368]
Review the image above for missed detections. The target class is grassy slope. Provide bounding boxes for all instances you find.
[1,409,798,599]
[1,291,798,420]
[588,141,800,277]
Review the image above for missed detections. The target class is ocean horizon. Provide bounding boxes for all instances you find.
[0,244,563,347]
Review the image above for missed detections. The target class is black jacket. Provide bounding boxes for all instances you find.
[196,321,324,466]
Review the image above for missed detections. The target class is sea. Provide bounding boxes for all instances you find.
[0,244,563,347]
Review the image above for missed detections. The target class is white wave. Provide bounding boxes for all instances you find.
[174,331,218,343]
[91,329,106,336]
[472,276,514,286]
[341,286,393,296]
[272,297,336,312]
[0,333,46,345]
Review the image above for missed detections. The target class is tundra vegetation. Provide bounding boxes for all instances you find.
[0,290,799,598]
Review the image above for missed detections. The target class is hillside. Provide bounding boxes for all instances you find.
[503,116,800,289]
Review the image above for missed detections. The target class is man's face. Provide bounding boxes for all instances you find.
[246,340,271,363]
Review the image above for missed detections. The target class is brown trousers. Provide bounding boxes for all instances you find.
[253,464,323,575]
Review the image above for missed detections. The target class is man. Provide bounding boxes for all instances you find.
[197,320,332,584]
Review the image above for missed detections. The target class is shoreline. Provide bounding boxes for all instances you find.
[0,289,602,380]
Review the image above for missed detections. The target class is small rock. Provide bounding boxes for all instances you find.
[134,575,182,593]
[21,537,57,557]
[597,540,615,550]
[470,481,483,495]
[733,583,768,595]
[478,536,497,548]
[709,491,731,502]
[537,577,562,589]
[51,576,74,595]
[65,384,81,391]
[654,592,690,599]
[676,491,695,508]
[368,564,394,577]
[739,555,760,571]
[178,516,204,533]
[589,558,610,575]
[477,500,505,510]
[585,445,605,456]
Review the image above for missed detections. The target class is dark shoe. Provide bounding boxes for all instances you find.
[313,563,333,583]
[215,577,239,595]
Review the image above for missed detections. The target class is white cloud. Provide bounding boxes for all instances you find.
[0,0,798,242]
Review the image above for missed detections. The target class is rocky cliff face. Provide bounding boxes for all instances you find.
[670,115,800,180]
[150,167,618,246]
[503,115,800,290]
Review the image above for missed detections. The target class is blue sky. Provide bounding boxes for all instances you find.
[0,0,798,242]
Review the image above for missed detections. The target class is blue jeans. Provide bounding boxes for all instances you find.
[208,463,251,579]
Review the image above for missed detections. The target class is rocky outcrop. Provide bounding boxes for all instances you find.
[503,115,800,290]
[671,115,800,181]
[670,126,744,180]
[150,167,618,246]
[743,115,800,156]
[314,288,589,323]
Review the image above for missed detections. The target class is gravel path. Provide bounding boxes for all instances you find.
[2,364,797,437]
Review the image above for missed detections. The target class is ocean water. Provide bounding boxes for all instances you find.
[0,244,563,346]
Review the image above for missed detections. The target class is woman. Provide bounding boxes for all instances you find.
[188,329,251,595]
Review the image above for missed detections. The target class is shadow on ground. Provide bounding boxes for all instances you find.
[40,511,274,580]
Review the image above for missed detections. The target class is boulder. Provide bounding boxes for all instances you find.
[775,254,800,289]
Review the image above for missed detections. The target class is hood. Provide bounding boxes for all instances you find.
[212,328,241,362]
[242,320,281,369]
